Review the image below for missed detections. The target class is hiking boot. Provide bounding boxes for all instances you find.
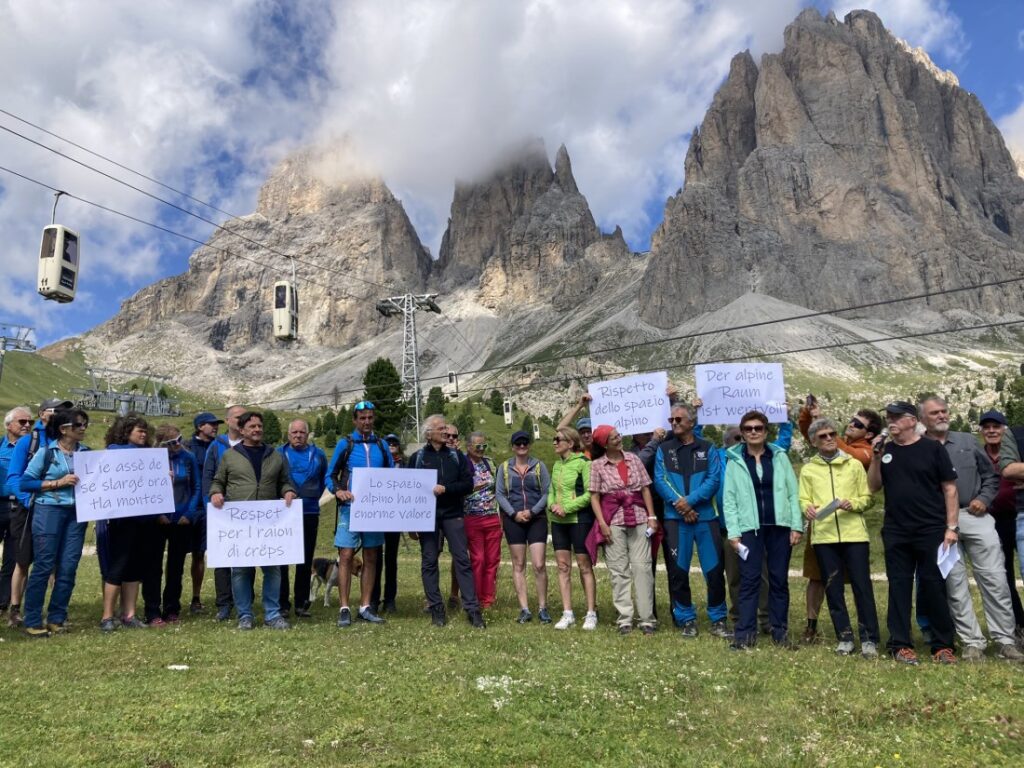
[336,607,352,628]
[641,624,656,636]
[555,611,576,630]
[99,617,118,633]
[7,605,21,627]
[121,616,147,629]
[24,625,51,639]
[430,604,447,627]
[962,645,985,663]
[932,648,957,665]
[729,640,751,652]
[147,617,167,628]
[618,624,632,635]
[800,626,821,645]
[189,597,204,615]
[46,622,67,635]
[710,620,733,638]
[893,647,919,665]
[382,600,397,614]
[516,608,532,624]
[357,607,386,624]
[237,615,254,631]
[680,620,698,638]
[538,607,552,624]
[773,637,800,651]
[215,607,232,622]
[861,641,879,660]
[264,616,291,630]
[582,612,598,631]
[998,643,1024,662]
[468,610,486,629]
[165,613,180,624]
[294,606,312,618]
[835,640,855,656]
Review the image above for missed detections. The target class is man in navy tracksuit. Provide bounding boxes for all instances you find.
[654,403,728,637]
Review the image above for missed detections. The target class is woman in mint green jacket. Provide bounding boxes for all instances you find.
[722,410,802,648]
[548,427,596,630]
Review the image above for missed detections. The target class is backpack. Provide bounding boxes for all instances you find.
[410,445,465,476]
[331,436,390,493]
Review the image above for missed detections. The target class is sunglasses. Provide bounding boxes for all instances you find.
[667,416,687,424]
[353,401,375,411]
[740,424,765,434]
[512,441,530,448]
[816,431,838,440]
[471,443,488,450]
[160,436,184,447]
[15,419,31,426]
[64,422,88,430]
[553,436,568,443]
[446,433,459,440]
[848,418,866,430]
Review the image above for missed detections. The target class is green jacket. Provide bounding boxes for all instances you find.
[722,443,802,536]
[798,451,873,544]
[210,443,295,502]
[547,453,591,525]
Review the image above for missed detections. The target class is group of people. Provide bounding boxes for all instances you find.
[2,388,1024,666]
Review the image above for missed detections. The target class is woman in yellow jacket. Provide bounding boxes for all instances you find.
[799,418,879,659]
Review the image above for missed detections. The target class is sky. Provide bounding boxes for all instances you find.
[0,0,1022,347]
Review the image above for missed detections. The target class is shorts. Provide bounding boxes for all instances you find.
[502,512,548,546]
[550,511,594,555]
[8,501,34,568]
[334,506,383,550]
[105,517,146,585]
[802,526,821,581]
[190,515,207,555]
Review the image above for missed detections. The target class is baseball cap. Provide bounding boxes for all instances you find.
[40,398,73,411]
[384,433,401,444]
[193,411,224,429]
[979,409,1008,426]
[884,401,918,418]
[510,430,532,445]
[576,417,592,431]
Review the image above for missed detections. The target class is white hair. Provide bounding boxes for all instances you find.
[422,413,445,440]
[4,406,31,428]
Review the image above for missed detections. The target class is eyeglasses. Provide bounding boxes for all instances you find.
[667,417,687,424]
[471,443,488,450]
[353,401,375,411]
[15,419,31,426]
[816,431,838,440]
[740,424,765,433]
[160,436,184,447]
[512,441,530,448]
[848,418,866,430]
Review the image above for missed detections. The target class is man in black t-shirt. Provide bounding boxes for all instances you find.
[868,401,960,665]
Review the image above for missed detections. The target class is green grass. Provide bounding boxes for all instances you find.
[5,510,1024,767]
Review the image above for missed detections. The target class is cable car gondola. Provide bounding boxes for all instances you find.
[38,192,79,303]
[273,258,298,341]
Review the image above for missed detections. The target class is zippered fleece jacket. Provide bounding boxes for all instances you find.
[722,442,802,536]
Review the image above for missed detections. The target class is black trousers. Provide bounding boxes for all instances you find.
[279,515,320,611]
[814,541,880,643]
[371,531,401,608]
[214,567,234,610]
[0,499,15,608]
[139,519,168,622]
[163,523,196,616]
[994,514,1024,628]
[420,517,478,612]
[883,529,954,653]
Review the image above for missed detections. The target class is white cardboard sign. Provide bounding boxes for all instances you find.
[206,500,304,567]
[695,363,788,424]
[74,448,175,522]
[349,468,437,532]
[587,371,670,435]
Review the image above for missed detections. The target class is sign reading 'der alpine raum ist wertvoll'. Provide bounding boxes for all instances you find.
[74,448,175,522]
[695,363,788,424]
[349,468,437,532]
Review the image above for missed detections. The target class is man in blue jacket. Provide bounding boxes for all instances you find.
[278,419,327,618]
[654,403,728,637]
[326,401,392,627]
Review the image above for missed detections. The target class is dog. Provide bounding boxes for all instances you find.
[310,554,362,607]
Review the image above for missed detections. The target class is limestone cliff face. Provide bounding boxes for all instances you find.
[638,8,1024,328]
[95,150,431,352]
[434,140,629,308]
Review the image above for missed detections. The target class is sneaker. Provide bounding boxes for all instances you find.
[147,617,167,628]
[237,615,254,631]
[99,617,117,633]
[962,645,986,663]
[336,607,352,628]
[46,622,67,635]
[861,641,879,660]
[357,607,386,624]
[538,607,552,624]
[430,604,447,627]
[382,600,397,614]
[554,611,576,630]
[7,605,21,628]
[800,626,821,645]
[710,620,733,639]
[468,610,486,629]
[680,620,698,638]
[264,616,291,630]
[729,640,751,652]
[835,640,855,656]
[516,608,533,624]
[582,612,598,631]
[165,613,180,624]
[641,624,655,636]
[24,625,51,639]
[121,616,147,629]
[932,648,957,665]
[294,606,312,618]
[215,607,232,622]
[618,624,632,635]
[997,643,1024,662]
[189,597,204,615]
[447,595,460,611]
[893,647,919,665]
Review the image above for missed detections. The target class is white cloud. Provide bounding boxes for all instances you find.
[998,95,1024,178]
[833,0,968,61]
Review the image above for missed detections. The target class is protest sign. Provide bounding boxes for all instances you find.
[74,448,175,522]
[587,371,670,435]
[349,468,437,532]
[206,499,304,567]
[694,363,788,424]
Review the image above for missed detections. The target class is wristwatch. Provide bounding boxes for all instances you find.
[946,525,960,534]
